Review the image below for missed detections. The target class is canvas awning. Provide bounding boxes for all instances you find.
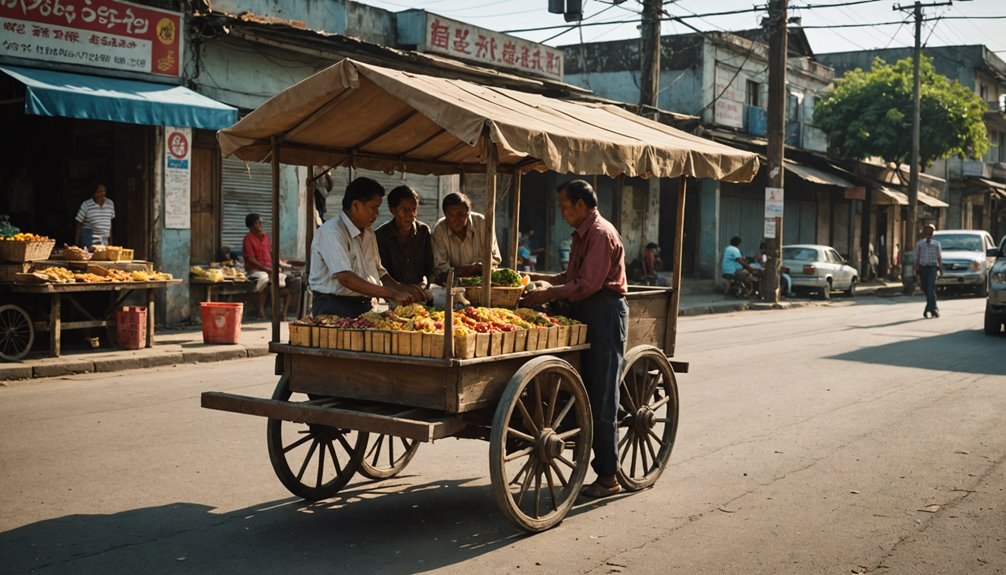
[217,58,759,181]
[875,187,948,207]
[1,65,238,130]
[783,159,855,188]
[974,177,1006,199]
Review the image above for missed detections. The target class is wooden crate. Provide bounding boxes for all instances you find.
[454,333,477,359]
[513,329,527,353]
[500,330,516,354]
[488,332,504,356]
[475,332,490,357]
[556,325,570,347]
[526,328,539,350]
[0,261,33,282]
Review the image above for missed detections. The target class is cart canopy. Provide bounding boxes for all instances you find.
[218,58,758,182]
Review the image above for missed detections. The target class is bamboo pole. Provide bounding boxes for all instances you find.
[481,140,498,305]
[510,168,522,270]
[270,136,280,343]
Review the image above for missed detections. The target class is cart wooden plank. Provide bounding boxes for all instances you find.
[9,279,182,293]
[201,391,465,442]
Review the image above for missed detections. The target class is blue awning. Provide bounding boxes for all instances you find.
[1,65,237,130]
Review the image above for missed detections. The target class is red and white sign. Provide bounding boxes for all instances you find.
[425,15,563,81]
[164,126,191,229]
[0,0,183,77]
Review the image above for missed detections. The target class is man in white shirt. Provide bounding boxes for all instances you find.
[309,177,427,317]
[75,183,115,247]
[431,192,501,283]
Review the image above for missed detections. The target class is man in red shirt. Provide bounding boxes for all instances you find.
[522,179,628,498]
[243,213,301,319]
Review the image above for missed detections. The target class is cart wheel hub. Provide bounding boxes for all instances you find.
[634,408,656,432]
[537,429,564,463]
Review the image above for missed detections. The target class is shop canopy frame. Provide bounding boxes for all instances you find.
[218,58,760,350]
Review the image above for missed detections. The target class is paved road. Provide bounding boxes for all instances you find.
[1,294,1004,575]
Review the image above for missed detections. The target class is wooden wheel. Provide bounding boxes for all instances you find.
[266,376,367,500]
[0,304,34,361]
[489,356,592,532]
[358,434,420,480]
[616,345,679,491]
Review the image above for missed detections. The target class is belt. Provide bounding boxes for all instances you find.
[314,292,370,304]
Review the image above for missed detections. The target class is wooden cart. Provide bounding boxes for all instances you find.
[204,285,683,531]
[0,278,181,360]
[201,58,759,531]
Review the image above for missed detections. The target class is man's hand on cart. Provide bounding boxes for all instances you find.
[520,286,555,308]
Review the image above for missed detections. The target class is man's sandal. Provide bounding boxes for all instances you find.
[580,480,621,499]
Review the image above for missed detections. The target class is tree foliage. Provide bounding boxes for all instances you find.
[814,55,988,167]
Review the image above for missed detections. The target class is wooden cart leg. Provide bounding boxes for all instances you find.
[146,288,155,348]
[50,293,61,357]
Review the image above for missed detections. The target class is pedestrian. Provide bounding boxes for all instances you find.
[914,224,943,319]
[75,183,115,248]
[309,177,427,318]
[520,179,628,498]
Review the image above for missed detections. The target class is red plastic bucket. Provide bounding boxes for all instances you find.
[200,302,243,344]
[116,306,147,349]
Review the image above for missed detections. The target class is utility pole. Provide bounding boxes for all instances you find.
[764,0,788,302]
[895,1,951,294]
[640,0,662,113]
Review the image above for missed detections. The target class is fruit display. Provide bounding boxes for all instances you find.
[1,232,50,241]
[14,265,173,284]
[458,268,528,287]
[190,264,248,282]
[289,305,587,359]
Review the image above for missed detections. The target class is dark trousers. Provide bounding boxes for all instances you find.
[918,264,939,313]
[571,291,629,477]
[311,292,372,317]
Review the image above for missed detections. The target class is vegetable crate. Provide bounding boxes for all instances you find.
[0,239,55,263]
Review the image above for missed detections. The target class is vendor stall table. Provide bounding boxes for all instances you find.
[4,279,181,358]
[190,278,259,302]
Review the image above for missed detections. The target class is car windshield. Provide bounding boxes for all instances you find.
[783,247,819,262]
[934,234,982,252]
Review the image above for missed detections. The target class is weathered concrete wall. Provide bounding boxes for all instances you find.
[697,178,720,280]
[206,0,347,35]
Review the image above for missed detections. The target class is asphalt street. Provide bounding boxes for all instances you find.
[1,293,1003,575]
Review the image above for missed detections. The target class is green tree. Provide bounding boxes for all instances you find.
[815,55,988,167]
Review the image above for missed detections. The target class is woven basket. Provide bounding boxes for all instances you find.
[91,246,124,261]
[463,285,524,308]
[0,239,55,262]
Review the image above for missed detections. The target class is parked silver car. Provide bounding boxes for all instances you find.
[932,229,996,297]
[984,235,1006,335]
[782,244,859,300]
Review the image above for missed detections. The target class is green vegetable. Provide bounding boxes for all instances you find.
[490,268,521,287]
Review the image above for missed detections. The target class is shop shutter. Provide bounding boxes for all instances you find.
[328,168,443,229]
[221,157,273,254]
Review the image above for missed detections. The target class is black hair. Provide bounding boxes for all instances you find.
[558,179,598,208]
[388,185,420,209]
[646,242,659,250]
[730,236,742,247]
[441,192,471,213]
[342,177,385,211]
[245,213,261,229]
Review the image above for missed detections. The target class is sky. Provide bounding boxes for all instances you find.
[358,0,1006,57]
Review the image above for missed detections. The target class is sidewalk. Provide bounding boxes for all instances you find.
[0,278,906,382]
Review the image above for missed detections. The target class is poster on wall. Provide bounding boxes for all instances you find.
[164,126,190,229]
[0,0,183,77]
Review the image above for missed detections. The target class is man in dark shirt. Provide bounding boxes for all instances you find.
[522,179,629,498]
[375,185,435,287]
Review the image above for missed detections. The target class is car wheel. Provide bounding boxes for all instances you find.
[984,308,1003,335]
[976,278,988,298]
[846,278,857,298]
[821,279,831,300]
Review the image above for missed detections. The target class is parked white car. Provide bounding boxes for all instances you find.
[985,234,1006,335]
[932,229,997,297]
[782,244,859,300]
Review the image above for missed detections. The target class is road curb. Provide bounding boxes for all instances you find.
[32,360,95,379]
[182,346,249,363]
[0,365,33,381]
[93,351,184,373]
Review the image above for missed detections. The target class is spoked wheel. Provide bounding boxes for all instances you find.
[616,345,680,491]
[489,356,592,532]
[266,376,368,500]
[358,434,420,480]
[0,304,34,361]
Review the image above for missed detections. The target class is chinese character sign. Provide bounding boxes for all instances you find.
[426,15,562,81]
[0,0,183,77]
[164,127,191,229]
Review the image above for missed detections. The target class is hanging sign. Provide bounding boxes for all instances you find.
[764,218,777,239]
[164,126,190,229]
[845,186,866,200]
[424,14,563,81]
[0,0,183,77]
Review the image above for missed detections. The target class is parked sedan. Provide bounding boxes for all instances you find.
[932,229,996,297]
[782,244,859,300]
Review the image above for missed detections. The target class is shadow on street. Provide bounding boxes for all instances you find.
[829,328,1006,376]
